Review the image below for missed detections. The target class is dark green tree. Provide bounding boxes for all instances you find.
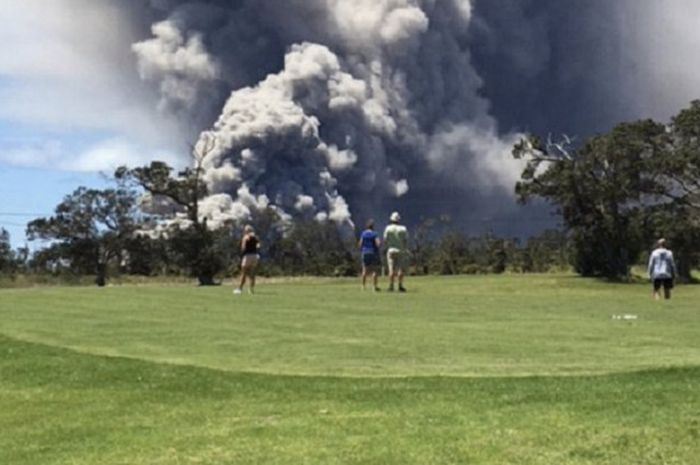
[643,205,700,282]
[26,186,140,284]
[120,235,171,276]
[519,229,570,273]
[267,220,355,277]
[432,231,472,275]
[410,216,454,275]
[664,100,700,208]
[648,100,700,281]
[115,136,225,285]
[513,120,668,278]
[487,237,509,274]
[0,228,15,274]
[411,218,438,276]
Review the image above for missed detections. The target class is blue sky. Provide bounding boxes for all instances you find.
[0,119,116,247]
[0,104,177,247]
[0,164,110,248]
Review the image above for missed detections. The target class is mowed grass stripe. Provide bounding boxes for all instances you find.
[1,275,699,377]
[1,334,699,465]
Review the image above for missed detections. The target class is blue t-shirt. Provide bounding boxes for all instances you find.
[360,230,379,255]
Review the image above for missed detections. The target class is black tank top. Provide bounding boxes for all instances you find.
[243,235,259,255]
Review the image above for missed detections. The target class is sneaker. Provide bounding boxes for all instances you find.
[233,288,242,295]
[374,287,381,292]
[399,286,407,293]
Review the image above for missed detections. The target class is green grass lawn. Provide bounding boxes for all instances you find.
[1,275,699,464]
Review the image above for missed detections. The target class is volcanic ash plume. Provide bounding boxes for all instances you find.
[132,20,219,113]
[133,0,524,229]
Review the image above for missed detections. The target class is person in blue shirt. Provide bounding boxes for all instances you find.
[358,219,382,291]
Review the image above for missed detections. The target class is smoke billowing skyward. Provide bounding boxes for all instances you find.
[4,0,700,234]
[131,0,525,229]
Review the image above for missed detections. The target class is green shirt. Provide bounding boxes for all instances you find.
[383,224,408,251]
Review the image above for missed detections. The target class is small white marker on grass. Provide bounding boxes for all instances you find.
[612,314,638,320]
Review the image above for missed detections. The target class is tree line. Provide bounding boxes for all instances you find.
[2,100,700,284]
[1,218,570,283]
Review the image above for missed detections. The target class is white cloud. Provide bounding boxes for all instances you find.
[0,137,178,173]
[68,139,179,172]
[0,0,189,171]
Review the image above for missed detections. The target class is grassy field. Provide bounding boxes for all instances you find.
[1,275,699,464]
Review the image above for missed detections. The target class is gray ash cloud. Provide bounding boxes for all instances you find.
[125,0,700,233]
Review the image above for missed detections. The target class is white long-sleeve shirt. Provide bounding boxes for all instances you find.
[648,248,676,280]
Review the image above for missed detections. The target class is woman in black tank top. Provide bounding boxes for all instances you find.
[235,225,261,294]
[242,234,259,256]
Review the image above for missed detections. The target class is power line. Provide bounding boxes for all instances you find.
[0,212,50,217]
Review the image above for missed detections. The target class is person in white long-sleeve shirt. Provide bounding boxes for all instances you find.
[648,238,676,300]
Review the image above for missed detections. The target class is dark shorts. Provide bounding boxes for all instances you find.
[362,253,381,269]
[653,278,674,291]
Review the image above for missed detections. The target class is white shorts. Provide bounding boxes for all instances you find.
[387,248,406,275]
[241,254,260,269]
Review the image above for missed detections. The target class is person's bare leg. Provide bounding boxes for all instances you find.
[373,271,379,290]
[250,269,256,294]
[664,287,671,300]
[386,255,393,291]
[238,267,248,290]
[361,267,368,290]
[398,269,406,292]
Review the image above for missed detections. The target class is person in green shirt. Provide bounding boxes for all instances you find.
[383,211,408,292]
